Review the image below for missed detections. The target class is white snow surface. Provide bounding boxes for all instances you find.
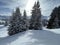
[43,27,60,34]
[0,25,8,37]
[0,26,60,45]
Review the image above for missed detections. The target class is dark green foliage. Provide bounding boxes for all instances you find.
[47,6,60,29]
[58,6,60,26]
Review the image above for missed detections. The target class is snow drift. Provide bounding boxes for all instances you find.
[0,27,60,45]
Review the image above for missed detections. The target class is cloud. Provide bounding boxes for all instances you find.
[0,0,60,16]
[39,0,60,16]
[0,0,28,16]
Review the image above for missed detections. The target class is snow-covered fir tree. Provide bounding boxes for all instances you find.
[47,6,60,29]
[8,7,23,36]
[23,10,27,20]
[53,15,59,28]
[22,10,28,31]
[29,1,42,30]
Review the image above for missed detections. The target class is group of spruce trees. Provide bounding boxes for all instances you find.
[8,1,42,36]
[47,6,60,29]
[7,1,60,35]
[8,8,28,35]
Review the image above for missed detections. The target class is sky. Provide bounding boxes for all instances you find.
[0,0,60,16]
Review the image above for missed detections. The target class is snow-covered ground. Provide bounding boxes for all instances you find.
[0,25,8,37]
[0,26,60,45]
[43,27,60,34]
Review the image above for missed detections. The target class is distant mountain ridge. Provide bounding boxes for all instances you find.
[0,15,49,21]
[42,16,50,20]
[0,15,10,21]
[27,16,49,20]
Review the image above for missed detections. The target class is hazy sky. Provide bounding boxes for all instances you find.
[0,0,60,16]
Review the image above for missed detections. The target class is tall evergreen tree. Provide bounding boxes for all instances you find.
[23,10,27,20]
[47,7,59,29]
[8,7,23,36]
[29,2,37,29]
[22,10,28,31]
[58,6,60,26]
[29,1,42,30]
[54,15,59,28]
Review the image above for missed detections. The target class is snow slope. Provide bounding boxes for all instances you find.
[0,25,8,37]
[0,26,60,45]
[43,27,60,34]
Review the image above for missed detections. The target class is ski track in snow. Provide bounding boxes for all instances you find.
[0,26,60,45]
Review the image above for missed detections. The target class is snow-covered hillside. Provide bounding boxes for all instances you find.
[0,26,60,45]
[0,25,8,37]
